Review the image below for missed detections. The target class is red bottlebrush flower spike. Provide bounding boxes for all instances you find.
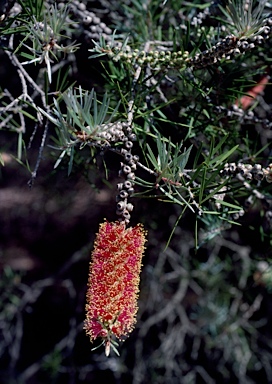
[84,220,146,356]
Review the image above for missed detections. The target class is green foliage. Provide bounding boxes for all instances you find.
[222,0,267,36]
[1,0,272,237]
[39,86,121,173]
[15,2,79,82]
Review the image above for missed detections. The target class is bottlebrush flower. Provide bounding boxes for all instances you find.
[84,220,146,356]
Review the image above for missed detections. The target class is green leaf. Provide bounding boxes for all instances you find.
[210,145,239,167]
[68,146,74,176]
[146,143,160,170]
[218,217,241,226]
[211,135,230,157]
[216,200,242,210]
[179,145,193,172]
[54,150,66,169]
[200,179,229,205]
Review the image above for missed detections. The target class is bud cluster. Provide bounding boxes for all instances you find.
[189,19,272,69]
[214,104,245,120]
[190,6,213,27]
[222,162,272,183]
[116,130,139,224]
[219,161,272,221]
[103,45,189,69]
[210,101,272,129]
[75,121,132,148]
[74,120,138,224]
[67,0,112,41]
[95,121,133,147]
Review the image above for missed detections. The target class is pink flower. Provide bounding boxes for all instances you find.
[84,221,146,355]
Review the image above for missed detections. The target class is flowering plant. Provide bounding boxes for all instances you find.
[84,221,146,356]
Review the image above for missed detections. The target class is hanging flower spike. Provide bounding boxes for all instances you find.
[84,220,146,356]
